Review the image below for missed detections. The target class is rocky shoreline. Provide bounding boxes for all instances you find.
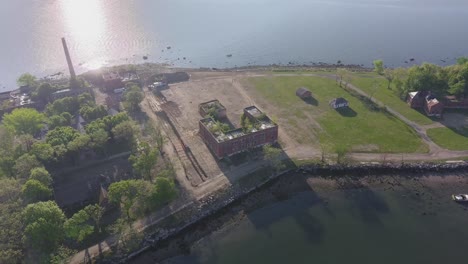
[118,161,468,263]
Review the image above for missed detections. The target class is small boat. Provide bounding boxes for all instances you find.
[452,194,468,202]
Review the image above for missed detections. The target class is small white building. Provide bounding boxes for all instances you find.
[329,97,349,109]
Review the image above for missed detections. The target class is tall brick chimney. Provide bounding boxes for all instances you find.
[61,37,76,79]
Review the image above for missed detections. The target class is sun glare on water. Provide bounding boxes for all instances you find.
[60,0,106,70]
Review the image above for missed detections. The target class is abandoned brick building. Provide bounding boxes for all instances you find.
[199,100,278,159]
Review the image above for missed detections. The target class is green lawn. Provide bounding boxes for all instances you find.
[350,73,434,126]
[427,127,468,151]
[249,76,428,153]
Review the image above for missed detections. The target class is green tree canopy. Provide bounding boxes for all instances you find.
[14,154,42,179]
[124,86,144,112]
[35,83,54,103]
[22,201,66,252]
[79,105,107,121]
[373,59,384,75]
[3,108,46,135]
[46,126,80,147]
[31,142,55,163]
[48,115,67,130]
[68,134,91,153]
[89,129,109,154]
[64,209,93,242]
[108,179,148,221]
[22,179,52,203]
[29,167,52,186]
[46,97,80,116]
[457,57,468,65]
[83,204,104,233]
[263,144,284,174]
[17,73,37,87]
[151,177,177,207]
[112,120,138,142]
[129,143,158,181]
[404,63,448,95]
[0,178,23,263]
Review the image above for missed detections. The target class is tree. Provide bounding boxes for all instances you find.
[335,145,349,164]
[89,129,109,155]
[3,108,45,135]
[0,155,15,178]
[79,105,107,121]
[404,63,447,96]
[0,178,23,263]
[36,83,54,103]
[391,67,408,99]
[151,177,177,207]
[83,204,104,233]
[112,120,137,142]
[64,209,94,242]
[124,86,144,112]
[48,115,69,130]
[29,167,52,186]
[16,134,36,153]
[108,179,147,221]
[14,154,42,179]
[373,59,384,75]
[31,142,55,163]
[153,126,165,153]
[22,179,52,203]
[109,218,143,254]
[17,73,37,87]
[68,134,91,153]
[336,68,349,87]
[49,246,76,264]
[262,144,284,174]
[46,126,80,147]
[78,92,94,106]
[383,68,395,89]
[46,96,80,116]
[22,201,66,252]
[457,57,468,65]
[129,143,158,181]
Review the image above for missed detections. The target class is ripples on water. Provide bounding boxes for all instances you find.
[1,0,468,90]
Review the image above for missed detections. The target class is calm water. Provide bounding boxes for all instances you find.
[166,187,468,264]
[1,0,468,90]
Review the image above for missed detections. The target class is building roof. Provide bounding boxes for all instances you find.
[52,88,71,95]
[102,72,122,81]
[408,91,419,99]
[296,87,311,97]
[330,97,348,105]
[199,99,226,112]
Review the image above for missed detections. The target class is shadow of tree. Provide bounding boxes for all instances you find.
[336,107,357,117]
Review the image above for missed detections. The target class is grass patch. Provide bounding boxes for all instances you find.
[249,76,428,153]
[350,73,434,126]
[427,127,468,150]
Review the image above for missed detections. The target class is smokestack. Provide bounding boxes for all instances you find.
[61,37,76,79]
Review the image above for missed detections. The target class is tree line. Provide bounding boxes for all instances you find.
[0,74,175,262]
[373,58,468,100]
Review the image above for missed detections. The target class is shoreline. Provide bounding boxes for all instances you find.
[122,162,468,263]
[1,62,371,93]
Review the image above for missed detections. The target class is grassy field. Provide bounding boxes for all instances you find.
[427,127,468,151]
[349,72,434,126]
[248,76,428,153]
